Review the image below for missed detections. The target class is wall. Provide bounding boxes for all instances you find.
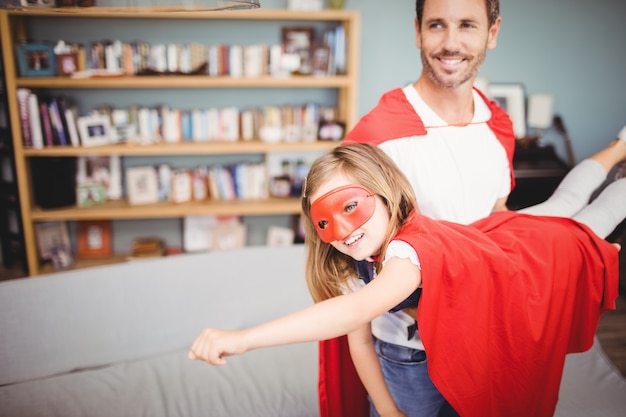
[33,0,626,253]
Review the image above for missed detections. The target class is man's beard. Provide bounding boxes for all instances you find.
[421,48,486,89]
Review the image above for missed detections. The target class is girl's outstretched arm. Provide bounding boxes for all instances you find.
[188,257,422,365]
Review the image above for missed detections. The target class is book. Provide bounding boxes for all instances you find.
[64,106,81,147]
[27,92,44,149]
[16,88,33,148]
[55,96,75,145]
[229,44,243,78]
[39,101,54,147]
[181,110,192,141]
[48,98,68,146]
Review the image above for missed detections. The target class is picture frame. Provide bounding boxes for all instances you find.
[35,221,71,260]
[281,26,315,75]
[318,119,345,141]
[16,42,57,77]
[56,52,78,77]
[76,155,123,201]
[212,222,247,251]
[77,114,114,147]
[126,165,159,205]
[76,183,107,207]
[266,226,295,247]
[34,221,73,269]
[77,220,112,258]
[311,45,330,76]
[20,0,56,7]
[488,83,527,139]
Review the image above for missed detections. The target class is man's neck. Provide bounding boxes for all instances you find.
[413,77,475,126]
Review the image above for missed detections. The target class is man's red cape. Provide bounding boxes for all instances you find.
[319,88,514,417]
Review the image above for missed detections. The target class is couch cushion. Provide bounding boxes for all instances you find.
[0,344,318,417]
[0,245,312,386]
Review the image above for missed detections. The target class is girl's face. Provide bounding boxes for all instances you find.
[309,171,390,261]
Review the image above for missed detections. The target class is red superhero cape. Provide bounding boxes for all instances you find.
[344,87,516,191]
[398,211,618,417]
[318,88,517,417]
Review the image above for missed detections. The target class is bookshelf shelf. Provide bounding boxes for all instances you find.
[16,75,353,89]
[30,197,303,221]
[23,140,339,156]
[0,7,360,275]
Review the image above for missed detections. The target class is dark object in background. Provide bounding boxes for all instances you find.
[31,157,77,209]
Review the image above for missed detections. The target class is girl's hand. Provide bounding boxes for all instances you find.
[188,328,248,365]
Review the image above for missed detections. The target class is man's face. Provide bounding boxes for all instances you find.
[416,0,501,89]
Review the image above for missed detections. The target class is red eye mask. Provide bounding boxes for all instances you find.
[310,185,375,243]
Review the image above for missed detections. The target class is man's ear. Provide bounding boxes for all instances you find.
[487,16,502,50]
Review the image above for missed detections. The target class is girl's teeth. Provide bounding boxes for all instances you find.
[345,234,363,245]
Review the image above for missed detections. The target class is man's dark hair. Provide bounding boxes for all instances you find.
[415,0,500,28]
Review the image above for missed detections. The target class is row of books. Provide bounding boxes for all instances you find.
[64,25,346,78]
[78,156,270,207]
[126,161,270,205]
[97,102,333,145]
[17,88,80,149]
[18,87,337,147]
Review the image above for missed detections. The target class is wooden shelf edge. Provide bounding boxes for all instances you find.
[30,198,304,221]
[5,8,359,21]
[23,140,339,157]
[16,75,352,89]
[37,253,132,276]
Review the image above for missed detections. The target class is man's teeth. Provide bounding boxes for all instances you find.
[441,59,462,65]
[345,233,363,246]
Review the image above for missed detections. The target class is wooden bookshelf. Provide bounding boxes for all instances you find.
[0,7,360,275]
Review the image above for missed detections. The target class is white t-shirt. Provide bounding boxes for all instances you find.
[367,85,512,349]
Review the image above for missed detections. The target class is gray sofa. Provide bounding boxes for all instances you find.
[1,244,625,417]
[0,246,318,417]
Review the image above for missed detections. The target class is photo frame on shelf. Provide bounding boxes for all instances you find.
[35,221,71,260]
[77,114,114,147]
[266,226,295,247]
[76,155,123,201]
[126,165,159,205]
[77,220,112,258]
[20,0,56,7]
[56,52,79,77]
[16,42,57,77]
[34,221,73,270]
[488,83,527,139]
[76,183,107,207]
[212,222,247,251]
[318,119,345,141]
[281,26,315,75]
[311,45,330,76]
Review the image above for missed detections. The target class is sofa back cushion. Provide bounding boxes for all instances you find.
[0,245,311,386]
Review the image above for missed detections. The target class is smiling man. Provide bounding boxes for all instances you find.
[318,1,517,416]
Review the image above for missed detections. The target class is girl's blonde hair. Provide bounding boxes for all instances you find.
[301,143,417,302]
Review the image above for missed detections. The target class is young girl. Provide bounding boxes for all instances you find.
[189,143,624,417]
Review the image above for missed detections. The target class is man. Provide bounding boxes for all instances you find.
[319,1,514,416]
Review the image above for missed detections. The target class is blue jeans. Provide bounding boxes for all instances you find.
[369,338,459,417]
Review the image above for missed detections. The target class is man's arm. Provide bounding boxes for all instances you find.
[492,195,509,212]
